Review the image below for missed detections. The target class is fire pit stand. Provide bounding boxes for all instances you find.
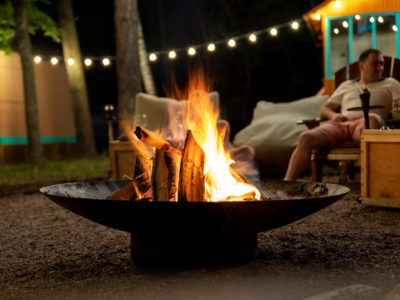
[40,180,350,268]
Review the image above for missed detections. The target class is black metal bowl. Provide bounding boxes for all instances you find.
[40,180,349,238]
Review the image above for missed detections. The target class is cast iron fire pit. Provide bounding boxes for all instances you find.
[40,180,349,267]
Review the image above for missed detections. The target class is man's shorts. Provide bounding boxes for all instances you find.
[315,114,383,147]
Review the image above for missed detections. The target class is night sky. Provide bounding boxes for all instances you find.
[33,0,325,150]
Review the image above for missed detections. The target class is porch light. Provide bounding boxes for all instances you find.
[168,50,177,59]
[34,56,41,64]
[270,28,278,36]
[149,53,157,62]
[207,43,216,52]
[291,21,299,30]
[50,57,58,65]
[84,58,92,66]
[249,34,257,42]
[188,47,196,56]
[228,39,236,47]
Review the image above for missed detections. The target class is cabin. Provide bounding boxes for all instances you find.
[303,0,400,95]
[0,52,76,163]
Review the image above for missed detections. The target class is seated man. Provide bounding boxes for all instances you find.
[284,48,400,181]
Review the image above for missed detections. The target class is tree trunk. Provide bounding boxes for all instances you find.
[12,0,42,166]
[138,14,156,96]
[114,0,142,133]
[56,0,97,157]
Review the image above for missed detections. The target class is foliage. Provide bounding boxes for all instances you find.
[0,0,60,54]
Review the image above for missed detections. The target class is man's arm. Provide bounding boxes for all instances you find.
[319,101,346,122]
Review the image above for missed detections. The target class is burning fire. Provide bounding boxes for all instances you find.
[173,71,261,202]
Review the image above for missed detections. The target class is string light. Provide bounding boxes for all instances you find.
[342,20,348,28]
[393,25,398,32]
[370,17,375,23]
[168,50,176,59]
[188,47,196,56]
[355,15,361,20]
[333,1,341,8]
[102,57,111,66]
[377,16,384,23]
[207,43,216,52]
[248,33,257,42]
[227,39,236,47]
[33,17,306,63]
[34,56,41,64]
[50,57,58,65]
[333,28,339,35]
[149,53,157,62]
[84,58,93,66]
[291,21,299,30]
[314,13,321,21]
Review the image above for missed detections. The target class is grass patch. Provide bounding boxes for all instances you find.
[0,155,110,182]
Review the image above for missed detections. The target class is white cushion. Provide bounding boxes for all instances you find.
[233,95,329,174]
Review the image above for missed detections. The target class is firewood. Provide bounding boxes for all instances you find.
[106,181,136,200]
[151,149,181,202]
[133,153,153,200]
[178,130,205,202]
[135,126,182,156]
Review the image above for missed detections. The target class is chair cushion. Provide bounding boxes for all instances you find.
[233,95,329,174]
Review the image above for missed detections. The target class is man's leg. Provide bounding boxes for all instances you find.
[284,129,331,181]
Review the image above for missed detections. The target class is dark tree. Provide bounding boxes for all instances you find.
[56,0,97,157]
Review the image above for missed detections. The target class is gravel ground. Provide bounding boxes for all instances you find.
[1,177,400,299]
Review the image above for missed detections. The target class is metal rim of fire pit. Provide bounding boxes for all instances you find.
[40,180,350,239]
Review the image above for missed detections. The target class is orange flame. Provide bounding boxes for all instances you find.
[181,70,261,202]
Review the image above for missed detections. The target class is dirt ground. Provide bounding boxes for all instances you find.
[1,177,400,300]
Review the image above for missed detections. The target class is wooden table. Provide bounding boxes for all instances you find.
[361,130,400,208]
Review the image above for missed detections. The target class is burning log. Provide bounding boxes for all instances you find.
[151,149,181,202]
[133,151,153,200]
[135,126,182,156]
[178,130,205,202]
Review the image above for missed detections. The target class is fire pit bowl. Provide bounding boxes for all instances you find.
[40,180,349,267]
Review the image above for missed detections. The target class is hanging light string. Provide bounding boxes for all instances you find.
[32,18,303,66]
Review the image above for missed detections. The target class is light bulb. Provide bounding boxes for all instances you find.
[314,13,321,21]
[355,15,361,20]
[168,50,176,59]
[149,53,157,61]
[188,47,196,56]
[67,58,74,65]
[393,25,398,32]
[249,34,257,42]
[34,56,41,64]
[270,28,278,36]
[102,58,111,66]
[207,43,216,52]
[333,1,341,8]
[342,21,349,28]
[377,16,384,23]
[227,39,236,47]
[370,17,375,23]
[333,28,339,35]
[291,21,299,30]
[50,57,58,65]
[84,58,92,66]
